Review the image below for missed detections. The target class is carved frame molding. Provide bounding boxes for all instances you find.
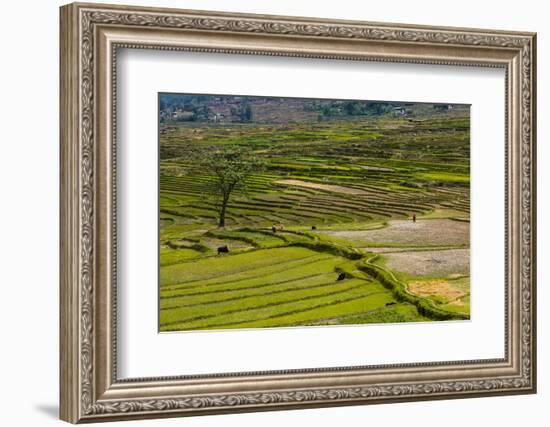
[60,2,536,423]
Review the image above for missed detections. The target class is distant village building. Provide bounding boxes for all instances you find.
[168,110,195,122]
[433,104,454,111]
[212,113,224,122]
[392,106,406,116]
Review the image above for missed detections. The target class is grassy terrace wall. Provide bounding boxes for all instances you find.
[290,240,364,261]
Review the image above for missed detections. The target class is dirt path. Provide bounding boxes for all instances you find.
[327,219,469,246]
[383,248,469,276]
[275,179,368,195]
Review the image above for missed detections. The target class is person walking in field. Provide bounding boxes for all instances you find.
[412,213,416,223]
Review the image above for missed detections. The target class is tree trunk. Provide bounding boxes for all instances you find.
[218,195,229,227]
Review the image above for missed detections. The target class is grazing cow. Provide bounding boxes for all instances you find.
[311,225,317,230]
[217,245,229,255]
[271,225,277,233]
[385,302,397,306]
[337,272,346,281]
[278,224,284,231]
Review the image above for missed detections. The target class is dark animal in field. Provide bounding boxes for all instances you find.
[385,302,397,306]
[217,245,229,255]
[337,272,346,281]
[272,225,277,233]
[311,225,317,230]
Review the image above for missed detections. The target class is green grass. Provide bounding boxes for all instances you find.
[414,171,470,184]
[162,284,395,331]
[160,247,317,287]
[205,229,288,248]
[161,255,342,295]
[334,303,429,325]
[160,247,203,266]
[441,295,470,314]
[161,272,348,307]
[159,246,403,331]
[161,278,376,328]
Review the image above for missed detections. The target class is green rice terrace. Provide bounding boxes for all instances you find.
[159,95,471,332]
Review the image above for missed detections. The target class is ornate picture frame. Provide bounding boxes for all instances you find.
[60,2,536,423]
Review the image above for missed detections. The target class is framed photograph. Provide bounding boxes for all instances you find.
[60,2,537,423]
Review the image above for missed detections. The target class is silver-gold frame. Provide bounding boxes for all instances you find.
[60,2,537,423]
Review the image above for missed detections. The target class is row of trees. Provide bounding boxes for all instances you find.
[305,100,395,118]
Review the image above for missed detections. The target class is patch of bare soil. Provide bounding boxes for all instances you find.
[384,248,469,276]
[360,246,459,254]
[360,166,393,172]
[408,280,467,301]
[200,237,252,251]
[329,219,469,246]
[275,179,367,195]
[360,247,399,253]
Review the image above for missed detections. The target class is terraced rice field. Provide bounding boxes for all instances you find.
[159,95,471,331]
[160,247,420,331]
